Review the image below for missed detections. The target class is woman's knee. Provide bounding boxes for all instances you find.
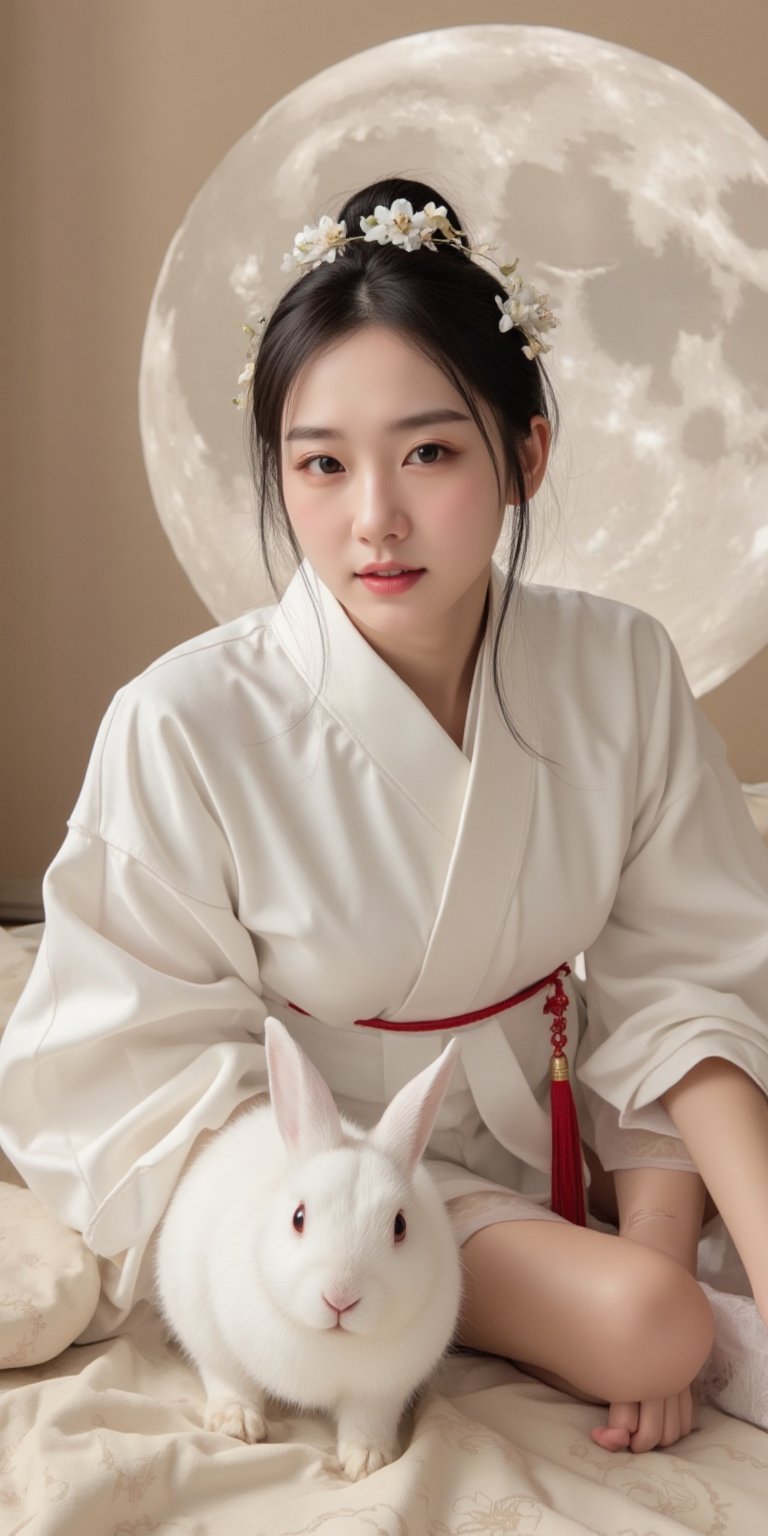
[455,1218,714,1406]
[598,1242,715,1401]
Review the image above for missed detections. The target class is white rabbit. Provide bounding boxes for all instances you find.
[154,1014,463,1481]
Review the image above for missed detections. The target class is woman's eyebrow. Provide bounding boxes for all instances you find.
[284,409,471,442]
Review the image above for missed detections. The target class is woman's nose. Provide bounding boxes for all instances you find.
[351,474,410,542]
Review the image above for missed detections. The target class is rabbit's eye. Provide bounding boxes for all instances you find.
[293,1204,305,1233]
[393,1210,407,1243]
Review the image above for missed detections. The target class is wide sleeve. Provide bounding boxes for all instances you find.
[0,682,271,1335]
[575,613,768,1169]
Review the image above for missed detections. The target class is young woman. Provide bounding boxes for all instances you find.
[2,177,767,1457]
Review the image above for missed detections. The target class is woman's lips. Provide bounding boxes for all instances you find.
[356,569,425,595]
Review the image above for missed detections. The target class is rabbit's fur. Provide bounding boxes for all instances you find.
[155,1015,463,1480]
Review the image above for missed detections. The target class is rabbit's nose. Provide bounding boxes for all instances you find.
[322,1292,360,1315]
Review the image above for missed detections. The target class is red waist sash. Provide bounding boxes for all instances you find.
[286,961,586,1225]
[287,962,567,1030]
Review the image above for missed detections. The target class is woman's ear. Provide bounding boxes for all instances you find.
[511,414,551,503]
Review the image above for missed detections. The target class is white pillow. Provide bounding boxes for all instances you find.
[0,926,100,1364]
[0,1180,100,1366]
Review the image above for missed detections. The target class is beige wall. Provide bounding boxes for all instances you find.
[2,0,767,919]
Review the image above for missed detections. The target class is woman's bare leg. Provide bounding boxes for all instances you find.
[581,1142,719,1230]
[454,1219,714,1406]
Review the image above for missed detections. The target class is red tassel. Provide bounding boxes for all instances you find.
[544,967,587,1226]
[550,1066,587,1226]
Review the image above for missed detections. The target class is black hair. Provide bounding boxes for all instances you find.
[247,174,559,753]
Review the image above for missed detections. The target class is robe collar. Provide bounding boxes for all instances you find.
[269,559,537,804]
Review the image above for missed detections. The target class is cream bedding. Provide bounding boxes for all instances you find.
[2,923,768,1536]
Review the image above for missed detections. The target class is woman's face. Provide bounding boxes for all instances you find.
[280,325,547,654]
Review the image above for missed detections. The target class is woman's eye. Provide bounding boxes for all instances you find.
[301,455,342,476]
[409,442,448,465]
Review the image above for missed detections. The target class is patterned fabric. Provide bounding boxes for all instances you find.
[0,1298,767,1533]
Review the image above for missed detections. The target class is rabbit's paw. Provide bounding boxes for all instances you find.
[204,1399,268,1443]
[337,1439,395,1481]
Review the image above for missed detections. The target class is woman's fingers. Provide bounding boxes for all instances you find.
[591,1386,695,1453]
[630,1396,666,1453]
[660,1392,681,1447]
[590,1399,638,1451]
[679,1383,694,1438]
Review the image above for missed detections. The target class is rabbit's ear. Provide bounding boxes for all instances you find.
[264,1016,344,1158]
[370,1036,461,1177]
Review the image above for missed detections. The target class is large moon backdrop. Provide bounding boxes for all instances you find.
[138,25,768,695]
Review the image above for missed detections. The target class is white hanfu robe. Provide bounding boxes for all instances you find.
[1,559,767,1341]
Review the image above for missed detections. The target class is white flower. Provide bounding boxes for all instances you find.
[494,281,559,359]
[420,201,457,250]
[422,201,451,231]
[281,217,348,272]
[359,199,434,252]
[232,320,263,408]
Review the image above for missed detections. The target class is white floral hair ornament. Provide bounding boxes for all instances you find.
[233,199,558,407]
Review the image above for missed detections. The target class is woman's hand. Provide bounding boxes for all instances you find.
[590,1385,694,1453]
[597,1164,707,1452]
